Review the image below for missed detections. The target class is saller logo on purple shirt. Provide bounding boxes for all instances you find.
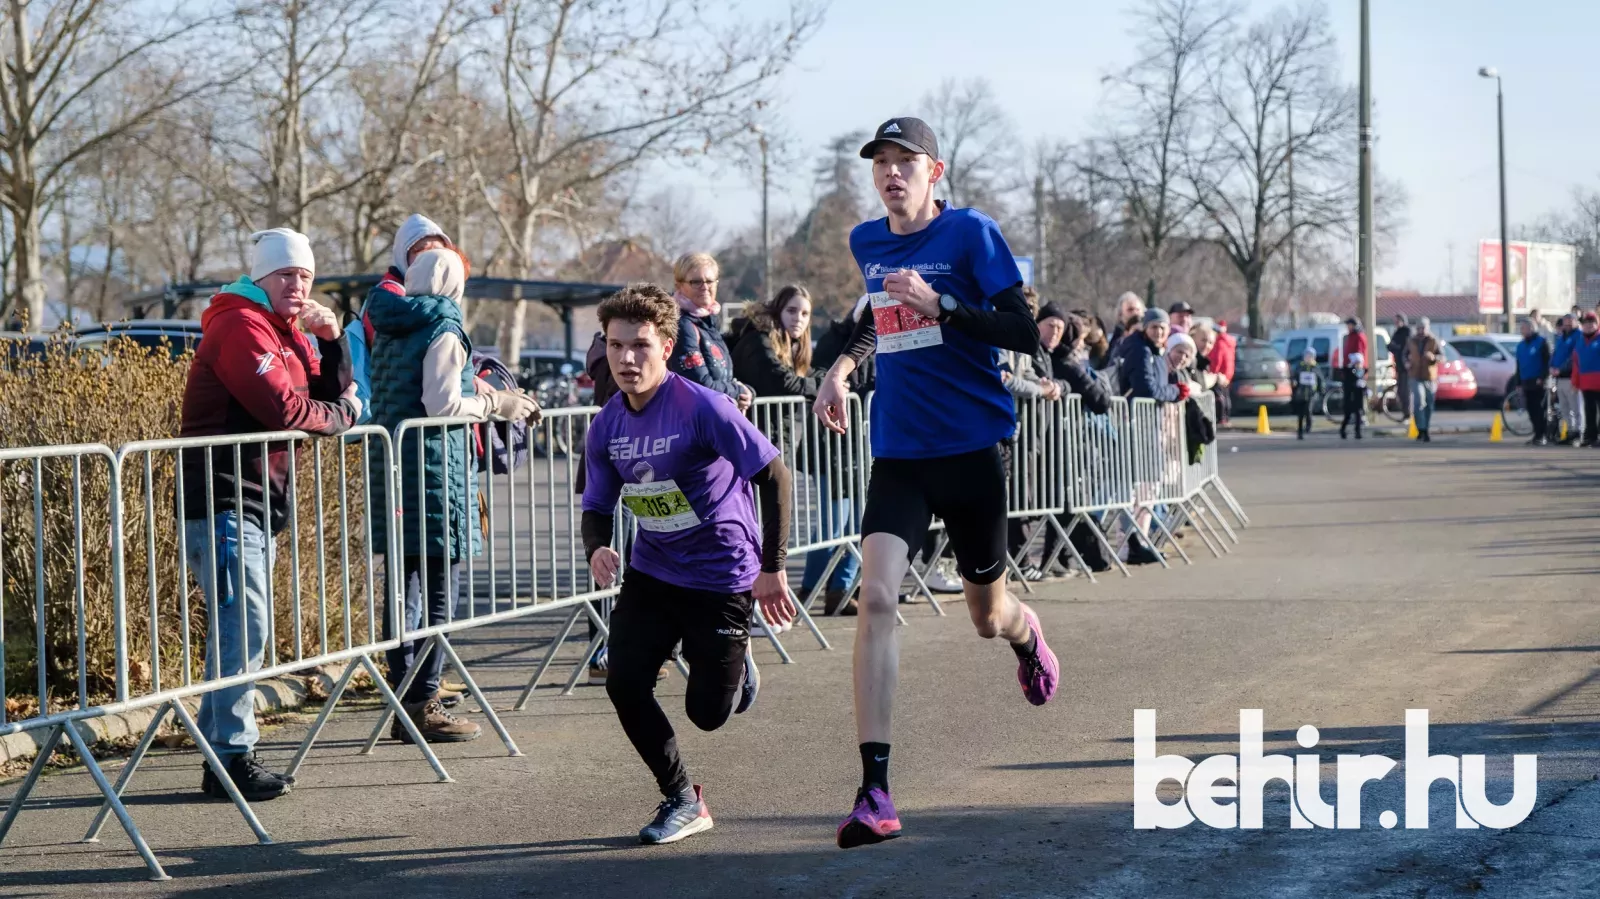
[607,434,681,460]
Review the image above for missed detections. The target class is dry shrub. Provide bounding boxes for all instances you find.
[2,332,380,715]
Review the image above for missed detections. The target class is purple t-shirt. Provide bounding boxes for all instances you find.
[582,373,779,593]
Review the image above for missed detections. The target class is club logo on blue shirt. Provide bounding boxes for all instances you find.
[864,261,952,280]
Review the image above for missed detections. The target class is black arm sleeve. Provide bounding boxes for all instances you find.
[581,509,615,563]
[944,283,1040,354]
[841,306,877,366]
[748,456,792,573]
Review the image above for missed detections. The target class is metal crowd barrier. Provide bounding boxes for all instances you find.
[0,375,1249,882]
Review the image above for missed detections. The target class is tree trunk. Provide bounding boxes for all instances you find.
[15,204,45,330]
[501,298,528,363]
[1245,265,1264,339]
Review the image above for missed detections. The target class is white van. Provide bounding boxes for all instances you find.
[1270,325,1394,382]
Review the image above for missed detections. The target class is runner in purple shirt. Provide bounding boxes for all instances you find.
[581,284,797,846]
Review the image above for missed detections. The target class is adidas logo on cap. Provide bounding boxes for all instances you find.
[883,122,901,134]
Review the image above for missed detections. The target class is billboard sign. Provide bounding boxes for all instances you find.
[1479,240,1574,315]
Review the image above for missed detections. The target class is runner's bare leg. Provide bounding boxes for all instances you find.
[854,532,912,744]
[963,577,1031,643]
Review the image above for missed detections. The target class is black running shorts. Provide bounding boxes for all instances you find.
[860,444,1009,586]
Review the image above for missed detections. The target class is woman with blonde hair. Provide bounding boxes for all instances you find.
[668,252,752,411]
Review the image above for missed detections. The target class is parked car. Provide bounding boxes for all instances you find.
[75,320,203,359]
[0,330,48,364]
[1228,338,1292,410]
[1444,333,1521,403]
[1433,341,1478,404]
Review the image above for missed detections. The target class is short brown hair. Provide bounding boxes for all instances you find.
[1020,285,1040,318]
[598,283,680,344]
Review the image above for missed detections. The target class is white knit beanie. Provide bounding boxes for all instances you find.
[392,213,450,275]
[404,248,465,303]
[248,228,315,282]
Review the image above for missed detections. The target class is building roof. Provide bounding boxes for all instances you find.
[1378,294,1478,322]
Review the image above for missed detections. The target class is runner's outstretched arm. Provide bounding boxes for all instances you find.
[941,283,1039,355]
[748,457,793,572]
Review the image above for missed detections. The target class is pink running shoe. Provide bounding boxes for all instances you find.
[1016,606,1060,706]
[836,786,901,848]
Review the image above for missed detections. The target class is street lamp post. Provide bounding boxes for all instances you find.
[752,125,771,306]
[1357,0,1375,372]
[1480,66,1512,334]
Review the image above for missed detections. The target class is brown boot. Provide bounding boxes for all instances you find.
[393,697,481,744]
[823,588,857,616]
[436,686,464,708]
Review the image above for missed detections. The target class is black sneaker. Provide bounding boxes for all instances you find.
[640,785,714,844]
[202,752,294,802]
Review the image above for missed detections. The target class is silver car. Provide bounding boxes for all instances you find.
[1445,334,1521,402]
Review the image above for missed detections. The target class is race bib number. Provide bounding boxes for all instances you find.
[870,291,944,354]
[620,480,700,533]
[1298,372,1317,387]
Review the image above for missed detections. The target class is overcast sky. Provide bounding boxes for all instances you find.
[664,0,1598,295]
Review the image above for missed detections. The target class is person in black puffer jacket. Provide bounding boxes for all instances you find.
[666,252,752,411]
[812,294,876,395]
[1037,309,1115,574]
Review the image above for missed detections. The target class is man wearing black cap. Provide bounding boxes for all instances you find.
[814,116,1059,850]
[1168,301,1194,335]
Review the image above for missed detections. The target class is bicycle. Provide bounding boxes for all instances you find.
[1500,379,1561,439]
[1321,380,1404,425]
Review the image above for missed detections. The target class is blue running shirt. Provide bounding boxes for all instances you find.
[849,206,1023,459]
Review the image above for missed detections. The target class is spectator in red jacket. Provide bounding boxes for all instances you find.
[1340,317,1369,369]
[179,228,360,804]
[1207,323,1237,424]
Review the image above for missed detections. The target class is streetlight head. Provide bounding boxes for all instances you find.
[1478,66,1498,79]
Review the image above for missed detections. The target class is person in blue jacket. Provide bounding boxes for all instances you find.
[1516,318,1552,445]
[1551,314,1583,444]
[1119,307,1191,403]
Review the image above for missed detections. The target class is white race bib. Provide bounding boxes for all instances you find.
[870,291,944,354]
[1298,372,1317,387]
[620,479,701,533]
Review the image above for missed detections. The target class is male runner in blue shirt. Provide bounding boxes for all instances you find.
[813,117,1061,848]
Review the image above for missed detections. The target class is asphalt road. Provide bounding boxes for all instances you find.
[3,433,1599,897]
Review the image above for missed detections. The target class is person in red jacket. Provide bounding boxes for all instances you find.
[1339,317,1370,369]
[179,228,360,804]
[1208,322,1237,424]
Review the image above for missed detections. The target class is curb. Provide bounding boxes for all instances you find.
[0,666,349,771]
[1220,424,1491,437]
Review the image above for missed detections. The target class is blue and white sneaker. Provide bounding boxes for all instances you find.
[735,649,759,715]
[640,784,714,844]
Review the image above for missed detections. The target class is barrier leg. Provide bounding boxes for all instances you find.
[0,723,66,847]
[62,724,171,881]
[1188,498,1231,555]
[801,545,846,614]
[787,585,832,651]
[1115,508,1171,569]
[1211,478,1249,527]
[1175,501,1223,559]
[282,659,360,780]
[362,635,435,754]
[1076,513,1130,578]
[84,701,171,842]
[907,532,951,614]
[1198,488,1239,545]
[436,635,522,757]
[170,700,272,844]
[752,603,795,664]
[358,655,451,782]
[513,604,586,710]
[1147,510,1191,566]
[1041,514,1095,584]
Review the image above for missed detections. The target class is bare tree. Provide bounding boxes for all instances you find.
[0,1,230,326]
[469,0,824,360]
[1523,186,1600,281]
[1185,2,1356,337]
[1089,0,1233,308]
[919,77,1013,213]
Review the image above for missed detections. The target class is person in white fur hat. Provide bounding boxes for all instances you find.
[178,227,360,803]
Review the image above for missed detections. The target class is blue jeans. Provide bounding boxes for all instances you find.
[800,476,858,594]
[187,512,271,759]
[1412,380,1438,432]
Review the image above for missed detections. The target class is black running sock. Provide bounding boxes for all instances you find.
[860,742,890,792]
[1011,632,1038,659]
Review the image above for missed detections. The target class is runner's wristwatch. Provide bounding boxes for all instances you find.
[937,293,958,322]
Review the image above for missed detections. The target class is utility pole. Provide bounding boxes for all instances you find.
[1034,173,1047,291]
[1287,90,1298,328]
[1357,0,1376,366]
[755,126,771,304]
[1480,67,1512,333]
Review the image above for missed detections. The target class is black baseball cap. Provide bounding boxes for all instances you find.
[860,117,940,160]
[1168,301,1195,315]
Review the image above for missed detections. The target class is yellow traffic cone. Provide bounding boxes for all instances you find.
[1561,420,1569,442]
[1489,413,1503,443]
[1256,404,1271,435]
[1407,418,1419,440]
